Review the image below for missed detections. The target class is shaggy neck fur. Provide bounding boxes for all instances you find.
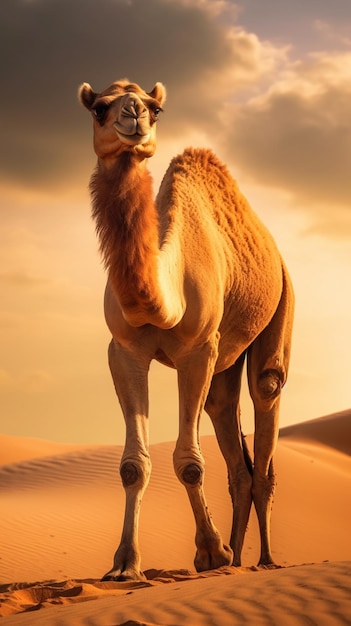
[90,153,163,320]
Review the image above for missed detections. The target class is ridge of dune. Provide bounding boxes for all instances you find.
[0,445,121,491]
[2,406,349,468]
[0,434,88,466]
[279,408,351,455]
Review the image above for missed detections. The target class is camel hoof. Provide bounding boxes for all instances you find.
[257,560,282,570]
[194,542,233,572]
[101,568,146,582]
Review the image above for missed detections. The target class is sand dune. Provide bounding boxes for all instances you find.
[280,408,351,455]
[1,410,350,624]
[0,434,84,466]
[1,562,350,625]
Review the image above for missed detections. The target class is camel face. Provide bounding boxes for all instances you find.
[79,80,166,160]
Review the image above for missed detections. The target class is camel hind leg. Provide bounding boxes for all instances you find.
[205,352,253,566]
[247,264,294,566]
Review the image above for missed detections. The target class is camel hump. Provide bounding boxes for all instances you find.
[169,147,232,179]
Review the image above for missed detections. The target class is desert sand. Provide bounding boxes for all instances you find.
[0,409,350,625]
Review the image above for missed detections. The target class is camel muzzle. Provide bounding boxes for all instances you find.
[114,95,151,144]
[121,96,148,120]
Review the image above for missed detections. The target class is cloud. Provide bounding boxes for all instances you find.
[20,370,55,394]
[0,0,284,191]
[313,17,351,48]
[0,368,53,394]
[234,0,351,53]
[1,0,349,237]
[0,369,14,391]
[0,271,49,288]
[221,51,351,236]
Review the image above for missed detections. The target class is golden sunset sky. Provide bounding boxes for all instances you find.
[0,0,350,444]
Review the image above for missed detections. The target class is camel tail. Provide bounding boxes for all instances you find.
[241,431,253,476]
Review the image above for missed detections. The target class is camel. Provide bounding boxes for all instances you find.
[79,78,294,581]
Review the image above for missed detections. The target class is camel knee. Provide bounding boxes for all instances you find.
[120,457,151,488]
[120,462,141,487]
[258,369,282,399]
[173,449,204,487]
[181,463,204,485]
[176,462,204,486]
[251,368,283,411]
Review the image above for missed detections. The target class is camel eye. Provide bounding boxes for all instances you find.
[153,107,163,120]
[93,103,109,125]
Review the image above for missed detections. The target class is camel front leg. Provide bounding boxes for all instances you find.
[103,338,151,581]
[173,335,233,572]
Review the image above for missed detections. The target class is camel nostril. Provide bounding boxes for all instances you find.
[122,100,147,120]
[134,101,147,118]
[121,104,136,119]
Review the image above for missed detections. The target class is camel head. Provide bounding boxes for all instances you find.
[79,79,166,162]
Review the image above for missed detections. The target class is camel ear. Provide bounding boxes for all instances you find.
[148,82,166,107]
[78,82,98,111]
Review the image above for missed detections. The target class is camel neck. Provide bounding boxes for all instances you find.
[90,153,162,321]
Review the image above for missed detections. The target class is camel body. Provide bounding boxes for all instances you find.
[80,79,294,580]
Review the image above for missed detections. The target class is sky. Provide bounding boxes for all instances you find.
[0,0,350,445]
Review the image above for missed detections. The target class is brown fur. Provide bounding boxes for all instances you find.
[79,79,294,581]
[90,153,161,314]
